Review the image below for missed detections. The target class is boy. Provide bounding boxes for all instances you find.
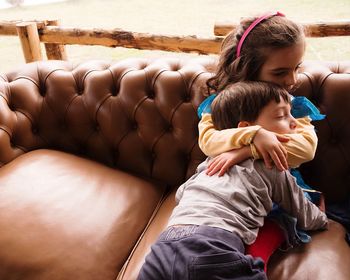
[137,81,328,280]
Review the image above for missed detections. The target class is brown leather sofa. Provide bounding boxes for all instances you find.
[0,57,349,280]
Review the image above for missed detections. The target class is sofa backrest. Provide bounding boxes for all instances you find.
[0,57,214,187]
[295,61,350,203]
[0,57,349,202]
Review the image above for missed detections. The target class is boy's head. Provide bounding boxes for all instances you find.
[211,81,297,134]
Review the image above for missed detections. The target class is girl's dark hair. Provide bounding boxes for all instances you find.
[207,15,304,93]
[211,81,290,130]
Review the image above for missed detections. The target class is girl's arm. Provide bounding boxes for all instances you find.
[199,114,317,168]
[198,113,262,156]
[276,116,318,168]
[206,146,252,176]
[199,113,289,172]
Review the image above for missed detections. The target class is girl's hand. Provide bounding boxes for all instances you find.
[253,128,289,171]
[206,146,251,177]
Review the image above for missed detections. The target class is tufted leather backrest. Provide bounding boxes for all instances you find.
[0,58,349,201]
[296,61,350,202]
[0,57,215,187]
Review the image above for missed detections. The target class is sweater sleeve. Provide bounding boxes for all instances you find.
[278,116,318,168]
[271,169,328,231]
[198,114,317,167]
[198,114,261,157]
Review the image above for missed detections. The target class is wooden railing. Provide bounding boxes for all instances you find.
[1,20,67,62]
[1,19,349,63]
[214,20,350,37]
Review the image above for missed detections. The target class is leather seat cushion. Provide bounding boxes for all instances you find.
[0,149,166,280]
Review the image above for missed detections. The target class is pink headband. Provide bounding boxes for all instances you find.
[236,11,285,58]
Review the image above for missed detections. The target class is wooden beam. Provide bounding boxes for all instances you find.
[304,21,350,37]
[16,22,43,63]
[3,19,350,58]
[39,27,223,54]
[44,20,67,60]
[213,22,239,37]
[214,20,350,37]
[0,20,47,36]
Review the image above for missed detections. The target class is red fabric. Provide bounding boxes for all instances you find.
[245,219,285,272]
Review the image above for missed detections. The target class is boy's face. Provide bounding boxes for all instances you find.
[251,99,297,134]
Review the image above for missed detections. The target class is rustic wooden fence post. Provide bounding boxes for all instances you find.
[44,20,67,60]
[16,22,42,63]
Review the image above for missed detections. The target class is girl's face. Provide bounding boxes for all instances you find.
[257,41,305,91]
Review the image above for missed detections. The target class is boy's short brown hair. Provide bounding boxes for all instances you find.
[211,81,290,130]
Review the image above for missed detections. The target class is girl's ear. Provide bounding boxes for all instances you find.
[238,121,251,127]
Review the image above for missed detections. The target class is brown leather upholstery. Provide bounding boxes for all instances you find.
[0,58,211,186]
[0,57,349,279]
[268,220,350,279]
[0,149,166,279]
[296,61,350,202]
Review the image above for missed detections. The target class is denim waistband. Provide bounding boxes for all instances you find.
[159,224,244,253]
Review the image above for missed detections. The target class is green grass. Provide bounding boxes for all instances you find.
[1,0,350,73]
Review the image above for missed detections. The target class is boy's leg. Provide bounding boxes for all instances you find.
[137,225,200,280]
[138,225,267,280]
[175,225,266,280]
[137,235,177,280]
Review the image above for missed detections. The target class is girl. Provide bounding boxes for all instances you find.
[197,11,325,269]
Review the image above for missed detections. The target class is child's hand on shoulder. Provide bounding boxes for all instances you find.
[206,147,251,177]
[253,128,289,171]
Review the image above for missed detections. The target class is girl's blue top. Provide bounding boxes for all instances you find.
[290,96,325,121]
[197,94,217,118]
[197,94,325,121]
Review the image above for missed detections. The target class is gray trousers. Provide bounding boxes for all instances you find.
[137,225,266,280]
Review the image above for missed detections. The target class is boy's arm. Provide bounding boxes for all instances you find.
[272,169,328,231]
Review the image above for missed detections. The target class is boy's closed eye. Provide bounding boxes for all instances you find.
[275,112,290,119]
[274,109,289,118]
